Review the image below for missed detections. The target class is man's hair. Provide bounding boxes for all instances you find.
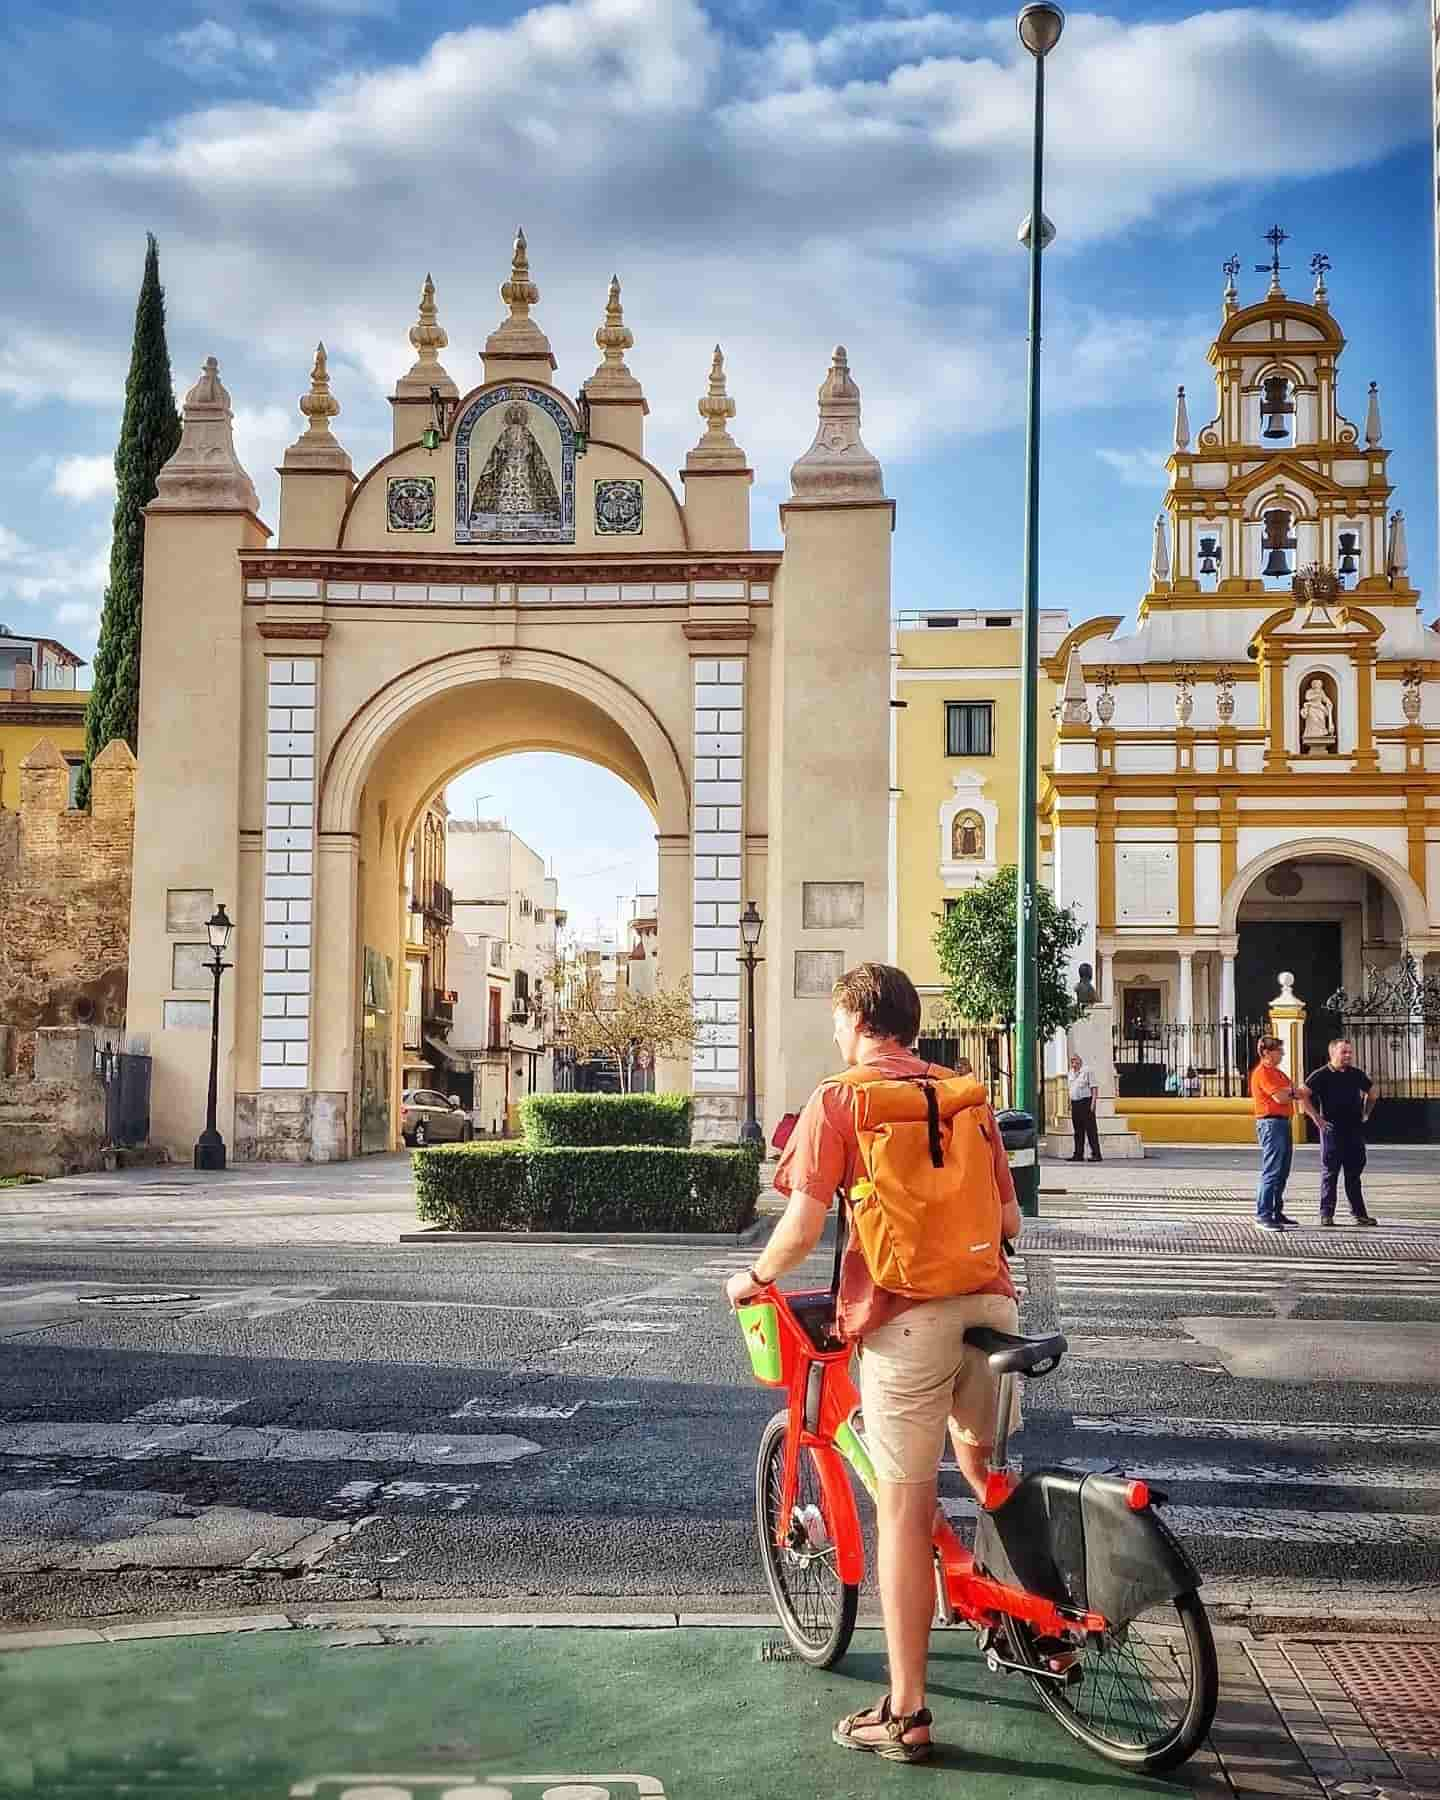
[1328,1036,1351,1052]
[831,962,922,1046]
[1256,1035,1283,1054]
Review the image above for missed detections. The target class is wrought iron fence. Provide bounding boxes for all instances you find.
[1112,1019,1269,1100]
[915,1026,1016,1111]
[554,1048,656,1094]
[1326,958,1440,1134]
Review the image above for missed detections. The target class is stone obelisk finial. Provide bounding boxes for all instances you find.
[685,345,746,470]
[483,226,556,379]
[285,342,351,471]
[583,275,643,403]
[152,356,261,513]
[788,346,886,502]
[400,273,457,395]
[1173,385,1190,453]
[1365,381,1382,449]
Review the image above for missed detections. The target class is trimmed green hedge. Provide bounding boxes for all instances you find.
[517,1092,691,1148]
[412,1141,758,1234]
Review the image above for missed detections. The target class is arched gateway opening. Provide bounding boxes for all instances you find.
[123,239,894,1161]
[323,652,688,1154]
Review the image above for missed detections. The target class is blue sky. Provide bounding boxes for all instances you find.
[2,0,1433,932]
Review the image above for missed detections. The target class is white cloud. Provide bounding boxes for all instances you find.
[164,20,280,78]
[0,0,1426,551]
[0,525,33,564]
[51,455,115,503]
[1096,448,1172,487]
[0,539,108,611]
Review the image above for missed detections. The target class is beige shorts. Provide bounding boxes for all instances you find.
[857,1293,1021,1486]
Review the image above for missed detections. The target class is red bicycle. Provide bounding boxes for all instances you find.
[737,1284,1218,1775]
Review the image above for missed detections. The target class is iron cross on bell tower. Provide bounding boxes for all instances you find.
[1256,224,1289,293]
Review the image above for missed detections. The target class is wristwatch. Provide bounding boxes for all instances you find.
[748,1265,768,1287]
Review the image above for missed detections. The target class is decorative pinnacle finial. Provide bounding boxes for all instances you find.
[595,275,634,368]
[1222,254,1241,306]
[1365,381,1382,449]
[1174,385,1190,453]
[298,342,340,434]
[410,273,449,363]
[789,345,886,502]
[1256,224,1288,297]
[685,344,745,469]
[501,226,539,319]
[1311,251,1331,309]
[1150,512,1171,586]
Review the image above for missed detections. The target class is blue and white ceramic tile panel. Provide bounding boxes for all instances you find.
[260,658,317,1089]
[453,385,576,545]
[692,659,745,1091]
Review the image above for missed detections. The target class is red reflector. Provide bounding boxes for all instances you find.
[1125,1481,1150,1511]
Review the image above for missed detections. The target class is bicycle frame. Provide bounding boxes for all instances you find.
[738,1286,1109,1641]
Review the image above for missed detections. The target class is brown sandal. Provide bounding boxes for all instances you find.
[833,1693,934,1763]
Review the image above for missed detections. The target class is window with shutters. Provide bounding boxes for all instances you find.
[945,701,993,757]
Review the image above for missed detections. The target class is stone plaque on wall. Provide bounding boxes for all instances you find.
[163,999,211,1031]
[802,881,865,930]
[166,889,213,934]
[794,950,845,997]
[171,943,212,991]
[1115,846,1178,925]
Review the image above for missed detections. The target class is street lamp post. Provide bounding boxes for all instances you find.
[1013,2,1064,1217]
[738,900,765,1150]
[193,903,235,1172]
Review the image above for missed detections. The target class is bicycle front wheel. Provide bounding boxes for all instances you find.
[754,1409,858,1668]
[1004,1589,1218,1774]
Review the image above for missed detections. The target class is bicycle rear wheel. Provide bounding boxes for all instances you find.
[754,1409,858,1668]
[1004,1590,1218,1774]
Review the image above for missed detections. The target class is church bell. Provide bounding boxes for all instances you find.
[1337,530,1359,578]
[1261,548,1291,577]
[1260,375,1293,440]
[1198,535,1221,577]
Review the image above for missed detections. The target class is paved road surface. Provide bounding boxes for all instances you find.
[2,1200,1437,1628]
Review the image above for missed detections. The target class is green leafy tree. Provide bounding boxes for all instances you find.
[933,864,1085,1042]
[76,233,182,809]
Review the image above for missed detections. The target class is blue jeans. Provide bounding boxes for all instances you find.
[1255,1116,1293,1222]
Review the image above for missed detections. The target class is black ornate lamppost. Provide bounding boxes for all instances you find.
[738,900,766,1150]
[193,903,235,1172]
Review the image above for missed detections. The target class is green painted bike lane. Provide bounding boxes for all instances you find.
[0,1625,1193,1800]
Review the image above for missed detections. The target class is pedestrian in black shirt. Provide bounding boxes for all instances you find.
[1305,1038,1379,1227]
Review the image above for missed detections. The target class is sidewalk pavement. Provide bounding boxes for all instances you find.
[3,1611,1436,1799]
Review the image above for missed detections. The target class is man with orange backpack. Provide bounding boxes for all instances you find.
[726,961,1022,1764]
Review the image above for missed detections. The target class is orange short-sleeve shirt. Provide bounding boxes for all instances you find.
[1250,1061,1293,1118]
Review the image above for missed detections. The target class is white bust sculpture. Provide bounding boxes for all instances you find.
[1300,679,1336,752]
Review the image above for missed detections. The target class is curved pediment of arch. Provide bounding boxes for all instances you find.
[320,646,689,838]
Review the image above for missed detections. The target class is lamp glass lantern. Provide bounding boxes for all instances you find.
[739,900,764,950]
[206,903,234,954]
[1017,2,1064,56]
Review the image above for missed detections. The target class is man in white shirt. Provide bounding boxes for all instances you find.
[1067,1053,1101,1162]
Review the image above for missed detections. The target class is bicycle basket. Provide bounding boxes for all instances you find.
[736,1300,783,1386]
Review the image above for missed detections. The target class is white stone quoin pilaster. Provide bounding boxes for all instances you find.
[691,658,745,1093]
[259,658,318,1087]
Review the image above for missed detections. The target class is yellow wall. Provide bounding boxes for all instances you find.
[0,694,87,810]
[893,623,1056,994]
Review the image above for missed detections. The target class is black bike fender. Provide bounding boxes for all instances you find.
[1080,1474,1201,1625]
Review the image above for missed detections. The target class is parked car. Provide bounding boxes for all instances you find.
[401,1089,473,1146]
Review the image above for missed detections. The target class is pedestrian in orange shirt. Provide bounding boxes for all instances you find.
[1249,1037,1315,1232]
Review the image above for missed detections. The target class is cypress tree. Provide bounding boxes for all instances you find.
[76,233,182,809]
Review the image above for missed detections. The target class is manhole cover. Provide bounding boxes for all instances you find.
[1317,1642,1440,1757]
[78,1292,201,1307]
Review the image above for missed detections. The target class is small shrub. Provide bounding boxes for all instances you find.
[518,1092,691,1148]
[411,1142,758,1234]
[414,1141,529,1231]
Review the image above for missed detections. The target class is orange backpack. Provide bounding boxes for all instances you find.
[828,1067,1003,1299]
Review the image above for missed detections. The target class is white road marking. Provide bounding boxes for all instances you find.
[582,1321,679,1335]
[124,1396,249,1423]
[449,1398,641,1421]
[1071,1413,1440,1445]
[941,1494,1440,1543]
[0,1422,541,1465]
[327,1478,489,1512]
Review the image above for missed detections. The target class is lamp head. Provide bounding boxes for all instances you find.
[1017,2,1065,56]
[739,899,764,950]
[206,902,234,953]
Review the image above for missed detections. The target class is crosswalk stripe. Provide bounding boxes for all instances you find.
[1036,1454,1440,1490]
[0,1422,541,1465]
[942,1496,1440,1545]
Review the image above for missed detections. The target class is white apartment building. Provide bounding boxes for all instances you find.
[446,820,562,1130]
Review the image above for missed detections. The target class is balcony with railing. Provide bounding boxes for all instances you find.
[423,881,453,926]
[423,987,454,1029]
[403,1011,422,1050]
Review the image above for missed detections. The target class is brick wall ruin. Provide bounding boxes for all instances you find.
[0,737,135,1076]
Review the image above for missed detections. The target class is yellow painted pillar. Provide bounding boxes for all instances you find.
[1268,973,1309,1146]
[1354,650,1379,772]
[1263,650,1289,771]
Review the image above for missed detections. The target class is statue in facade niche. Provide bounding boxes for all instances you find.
[1300,678,1336,752]
[1074,962,1098,1007]
[473,403,561,520]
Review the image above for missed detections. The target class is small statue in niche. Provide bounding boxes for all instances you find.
[1074,962,1098,1007]
[1300,678,1336,754]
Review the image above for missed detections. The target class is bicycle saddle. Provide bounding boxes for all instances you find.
[963,1325,1068,1377]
